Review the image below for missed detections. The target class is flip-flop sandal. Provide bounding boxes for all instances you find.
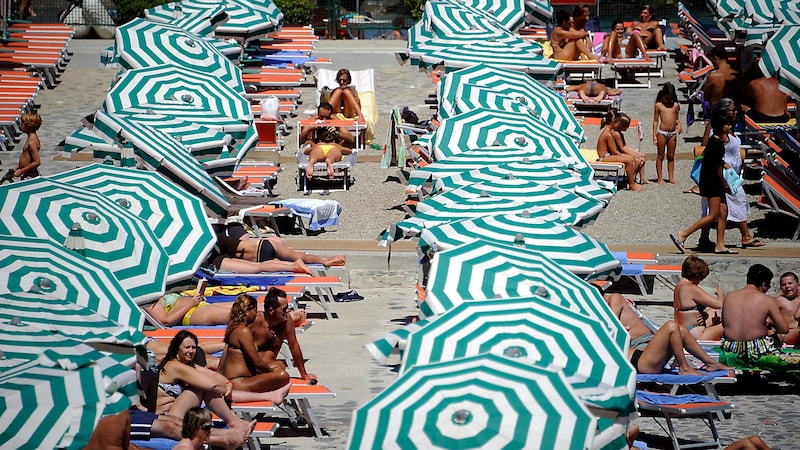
[669,234,685,254]
[714,249,739,254]
[682,188,700,195]
[741,239,766,248]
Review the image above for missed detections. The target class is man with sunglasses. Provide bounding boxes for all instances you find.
[250,287,318,384]
[299,102,355,149]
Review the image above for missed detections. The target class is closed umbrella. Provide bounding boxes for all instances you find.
[183,0,282,43]
[759,24,800,99]
[122,112,233,161]
[456,0,526,31]
[0,235,145,330]
[92,110,231,216]
[438,63,583,142]
[347,354,596,450]
[144,3,229,37]
[400,298,636,415]
[431,108,587,169]
[51,164,217,290]
[423,240,627,349]
[115,18,244,93]
[418,214,621,281]
[0,180,169,304]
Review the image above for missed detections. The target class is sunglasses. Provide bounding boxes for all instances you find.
[201,424,213,432]
[337,78,349,84]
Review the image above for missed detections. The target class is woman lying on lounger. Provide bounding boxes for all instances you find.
[304,127,353,180]
[210,221,346,274]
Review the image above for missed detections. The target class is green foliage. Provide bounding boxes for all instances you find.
[403,0,424,20]
[116,0,170,25]
[275,0,315,25]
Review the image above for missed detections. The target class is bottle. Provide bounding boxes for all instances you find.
[146,349,157,372]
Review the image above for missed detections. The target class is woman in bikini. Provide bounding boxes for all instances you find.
[673,255,725,341]
[154,330,254,433]
[596,111,646,191]
[327,68,363,119]
[652,82,682,184]
[304,127,353,179]
[601,19,649,61]
[628,5,667,51]
[219,294,291,402]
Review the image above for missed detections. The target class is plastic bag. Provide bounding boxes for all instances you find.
[259,96,280,120]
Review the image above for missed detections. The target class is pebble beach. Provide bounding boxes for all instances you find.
[2,36,800,449]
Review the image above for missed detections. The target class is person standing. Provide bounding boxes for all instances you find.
[652,82,682,184]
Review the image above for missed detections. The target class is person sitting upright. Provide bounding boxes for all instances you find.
[721,264,790,364]
[673,255,724,340]
[742,62,791,123]
[549,9,597,61]
[326,68,363,119]
[596,111,646,190]
[299,102,355,149]
[600,19,649,61]
[627,4,667,51]
[776,272,799,345]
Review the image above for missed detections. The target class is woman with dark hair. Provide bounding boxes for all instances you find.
[303,126,353,179]
[627,5,667,51]
[219,294,291,403]
[671,109,737,254]
[155,331,253,433]
[172,407,212,450]
[328,68,363,119]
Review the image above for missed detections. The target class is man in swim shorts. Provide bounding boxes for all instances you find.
[721,264,792,364]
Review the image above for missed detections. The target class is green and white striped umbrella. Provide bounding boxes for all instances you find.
[122,112,233,161]
[400,298,635,414]
[418,214,621,281]
[440,179,606,226]
[715,0,744,18]
[115,18,244,94]
[51,164,216,290]
[775,4,800,24]
[431,108,587,169]
[449,83,535,118]
[744,0,774,24]
[434,161,615,204]
[524,0,552,26]
[144,3,229,37]
[0,323,137,417]
[348,354,596,450]
[0,235,145,330]
[182,0,282,43]
[0,179,169,304]
[0,358,105,449]
[759,25,800,99]
[424,240,627,349]
[438,63,583,141]
[92,111,231,216]
[456,0,526,31]
[103,65,252,130]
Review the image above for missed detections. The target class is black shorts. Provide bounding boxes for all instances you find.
[129,407,156,440]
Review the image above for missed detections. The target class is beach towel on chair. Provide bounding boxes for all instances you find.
[271,198,341,230]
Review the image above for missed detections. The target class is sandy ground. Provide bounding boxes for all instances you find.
[1,37,799,449]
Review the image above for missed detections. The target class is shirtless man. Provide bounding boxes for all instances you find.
[219,294,291,404]
[549,10,597,61]
[742,63,790,123]
[701,45,743,145]
[250,287,318,384]
[721,264,789,363]
[604,293,730,374]
[775,272,799,345]
[298,102,355,149]
[627,5,667,51]
[14,113,42,180]
[596,111,646,190]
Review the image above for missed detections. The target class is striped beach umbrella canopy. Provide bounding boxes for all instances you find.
[92,111,231,216]
[115,18,244,93]
[144,3,229,37]
[434,161,615,203]
[424,240,627,349]
[400,298,635,414]
[183,0,282,43]
[431,108,587,169]
[0,180,168,305]
[103,65,252,130]
[743,0,774,24]
[121,113,233,161]
[0,358,105,449]
[759,25,800,99]
[438,64,583,141]
[347,354,596,450]
[0,323,137,416]
[441,179,606,225]
[456,0,527,31]
[442,83,536,119]
[51,164,217,290]
[524,0,553,26]
[775,4,800,24]
[715,0,744,18]
[418,214,621,281]
[0,235,144,331]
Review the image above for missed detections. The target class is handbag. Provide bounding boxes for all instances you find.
[690,156,703,185]
[724,167,744,195]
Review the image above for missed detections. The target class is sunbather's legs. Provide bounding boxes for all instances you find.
[329,87,362,118]
[575,38,599,60]
[203,393,255,431]
[552,41,580,61]
[637,320,702,375]
[151,412,248,450]
[724,435,771,450]
[604,154,644,191]
[218,256,313,275]
[306,156,319,179]
[266,236,346,267]
[230,361,290,393]
[232,382,290,404]
[188,302,237,326]
[626,32,650,59]
[678,324,732,370]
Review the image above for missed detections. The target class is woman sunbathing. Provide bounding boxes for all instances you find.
[566,79,620,103]
[327,68,363,119]
[673,255,724,341]
[211,221,346,274]
[304,127,353,179]
[600,20,650,61]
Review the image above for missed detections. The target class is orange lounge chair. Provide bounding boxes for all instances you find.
[636,390,734,450]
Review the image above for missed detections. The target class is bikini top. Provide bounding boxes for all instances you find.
[674,283,707,312]
[158,381,184,398]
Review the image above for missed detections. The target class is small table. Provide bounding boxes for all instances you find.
[241,205,295,237]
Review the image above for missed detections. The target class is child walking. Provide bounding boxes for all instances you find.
[14,112,42,180]
[652,83,682,184]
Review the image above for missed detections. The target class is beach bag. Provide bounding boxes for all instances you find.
[690,156,703,185]
[724,167,743,195]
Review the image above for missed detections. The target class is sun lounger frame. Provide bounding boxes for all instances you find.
[637,391,734,450]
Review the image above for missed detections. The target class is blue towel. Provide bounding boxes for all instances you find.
[197,268,296,288]
[637,391,717,405]
[637,369,730,384]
